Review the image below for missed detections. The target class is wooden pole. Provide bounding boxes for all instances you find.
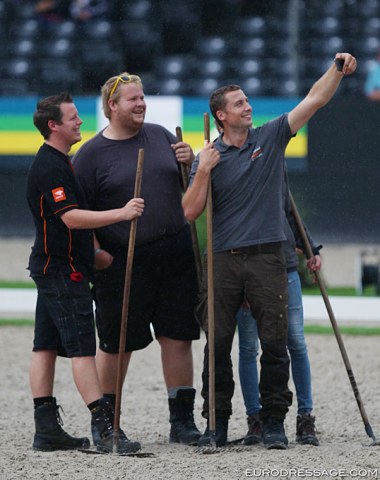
[113,148,144,452]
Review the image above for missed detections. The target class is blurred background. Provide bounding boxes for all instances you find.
[0,0,377,97]
[1,0,380,290]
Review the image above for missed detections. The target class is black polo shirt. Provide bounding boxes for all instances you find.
[27,143,94,278]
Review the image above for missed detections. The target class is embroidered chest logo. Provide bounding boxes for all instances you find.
[251,146,263,161]
[52,187,66,202]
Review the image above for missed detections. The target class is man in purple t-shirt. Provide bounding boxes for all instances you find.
[73,73,202,446]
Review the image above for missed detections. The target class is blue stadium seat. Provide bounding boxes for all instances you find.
[36,58,82,95]
[48,20,77,40]
[155,55,193,80]
[239,77,265,97]
[236,16,267,37]
[195,36,229,59]
[10,18,41,40]
[7,38,38,59]
[2,57,35,82]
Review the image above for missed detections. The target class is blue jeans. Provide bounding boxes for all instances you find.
[237,270,313,416]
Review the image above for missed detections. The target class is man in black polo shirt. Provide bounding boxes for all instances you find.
[27,92,144,454]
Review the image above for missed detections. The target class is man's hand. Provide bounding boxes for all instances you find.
[121,198,144,220]
[306,254,322,272]
[334,53,357,76]
[198,142,220,173]
[171,142,195,165]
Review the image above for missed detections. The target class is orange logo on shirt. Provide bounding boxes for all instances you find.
[52,187,66,202]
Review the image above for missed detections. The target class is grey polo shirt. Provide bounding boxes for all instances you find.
[189,114,292,252]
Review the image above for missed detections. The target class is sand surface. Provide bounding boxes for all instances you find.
[1,326,379,480]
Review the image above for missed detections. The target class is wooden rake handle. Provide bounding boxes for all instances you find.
[113,148,144,450]
[175,126,202,290]
[289,191,376,442]
[204,112,216,444]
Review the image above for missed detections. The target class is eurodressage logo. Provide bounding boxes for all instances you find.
[245,468,379,477]
[251,146,263,161]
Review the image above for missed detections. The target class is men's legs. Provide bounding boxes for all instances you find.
[72,356,103,405]
[30,285,90,452]
[32,273,140,454]
[158,337,193,388]
[96,349,132,395]
[237,306,262,444]
[198,252,244,447]
[158,336,201,444]
[93,349,142,449]
[287,271,319,446]
[245,249,292,450]
[92,250,150,449]
[149,228,201,445]
[30,350,56,398]
[30,352,89,451]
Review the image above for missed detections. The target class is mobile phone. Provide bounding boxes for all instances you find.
[334,58,344,72]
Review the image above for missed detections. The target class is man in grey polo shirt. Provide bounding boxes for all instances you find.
[182,52,357,449]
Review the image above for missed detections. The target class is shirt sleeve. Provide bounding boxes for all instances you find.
[36,158,79,216]
[188,153,200,186]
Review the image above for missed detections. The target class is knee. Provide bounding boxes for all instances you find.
[158,337,192,354]
[287,334,308,355]
[239,341,259,360]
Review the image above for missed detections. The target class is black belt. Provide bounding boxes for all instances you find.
[228,242,282,255]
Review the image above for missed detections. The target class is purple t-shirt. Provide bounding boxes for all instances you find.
[72,123,187,249]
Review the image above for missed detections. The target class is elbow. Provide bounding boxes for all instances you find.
[184,209,198,222]
[62,218,77,230]
[182,202,198,222]
[60,211,79,230]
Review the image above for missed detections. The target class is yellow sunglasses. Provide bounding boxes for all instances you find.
[108,74,141,99]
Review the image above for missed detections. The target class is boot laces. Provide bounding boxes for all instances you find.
[55,404,64,426]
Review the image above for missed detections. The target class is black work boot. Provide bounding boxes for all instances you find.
[168,388,201,445]
[90,398,141,454]
[33,398,90,451]
[296,413,319,446]
[242,414,263,445]
[262,416,288,450]
[197,417,229,447]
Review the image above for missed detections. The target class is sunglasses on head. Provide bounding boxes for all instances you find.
[108,74,141,99]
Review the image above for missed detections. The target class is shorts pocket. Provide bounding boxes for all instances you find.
[75,298,95,336]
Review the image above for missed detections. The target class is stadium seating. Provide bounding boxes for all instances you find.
[0,0,375,97]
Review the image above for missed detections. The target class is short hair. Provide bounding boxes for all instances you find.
[33,92,73,140]
[101,72,143,119]
[209,84,241,128]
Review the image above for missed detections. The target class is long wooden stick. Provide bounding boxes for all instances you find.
[113,148,144,452]
[203,112,216,446]
[175,126,202,290]
[289,191,378,444]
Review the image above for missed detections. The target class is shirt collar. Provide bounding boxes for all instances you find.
[215,127,258,152]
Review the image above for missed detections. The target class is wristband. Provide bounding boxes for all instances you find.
[94,248,103,255]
